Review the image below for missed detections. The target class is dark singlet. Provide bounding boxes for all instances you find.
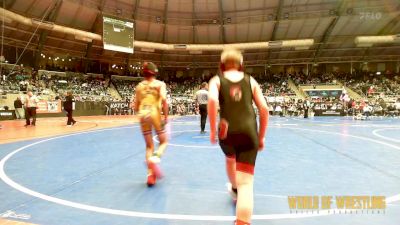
[219,74,258,147]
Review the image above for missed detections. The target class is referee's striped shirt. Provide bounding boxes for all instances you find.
[195,89,208,105]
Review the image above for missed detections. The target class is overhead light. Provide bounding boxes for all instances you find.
[174,44,187,50]
[69,59,71,61]
[355,35,398,46]
[283,39,314,48]
[5,60,8,63]
[62,59,64,61]
[112,64,116,68]
[376,72,381,75]
[49,57,51,59]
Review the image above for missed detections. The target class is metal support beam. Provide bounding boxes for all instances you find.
[132,0,140,44]
[312,0,346,65]
[192,0,196,44]
[160,0,168,71]
[83,0,106,73]
[0,0,16,9]
[123,0,140,74]
[270,0,284,42]
[378,13,400,35]
[267,0,284,64]
[132,0,140,20]
[217,0,226,43]
[358,12,400,64]
[33,0,63,70]
[189,0,197,69]
[161,0,169,43]
[357,12,400,63]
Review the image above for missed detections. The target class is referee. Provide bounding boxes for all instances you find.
[24,91,39,127]
[195,82,208,134]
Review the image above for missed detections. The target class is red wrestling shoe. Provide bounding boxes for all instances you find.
[235,220,250,225]
[147,174,156,187]
[148,155,164,179]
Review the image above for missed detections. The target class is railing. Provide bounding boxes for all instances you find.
[298,83,342,89]
[299,83,338,86]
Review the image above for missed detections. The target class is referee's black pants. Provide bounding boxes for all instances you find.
[199,104,207,132]
[25,107,37,125]
[304,108,309,118]
[66,109,76,125]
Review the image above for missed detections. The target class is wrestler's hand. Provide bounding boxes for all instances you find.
[258,137,265,151]
[163,116,168,124]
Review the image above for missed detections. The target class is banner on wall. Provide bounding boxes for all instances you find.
[266,96,285,103]
[109,102,129,109]
[313,109,345,116]
[37,100,62,114]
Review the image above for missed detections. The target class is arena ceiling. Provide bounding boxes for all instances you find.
[1,0,400,68]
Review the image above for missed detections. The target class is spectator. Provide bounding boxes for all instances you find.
[14,97,24,119]
[303,98,311,118]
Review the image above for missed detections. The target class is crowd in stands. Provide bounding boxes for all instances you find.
[162,75,204,95]
[267,96,400,118]
[39,73,113,102]
[2,65,400,118]
[0,67,31,94]
[292,72,337,85]
[168,97,197,115]
[255,73,295,96]
[0,79,20,94]
[112,79,138,101]
[343,75,400,98]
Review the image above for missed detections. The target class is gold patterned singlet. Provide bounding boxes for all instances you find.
[138,80,162,117]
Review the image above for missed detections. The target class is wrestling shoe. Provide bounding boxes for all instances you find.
[147,173,156,187]
[148,153,163,179]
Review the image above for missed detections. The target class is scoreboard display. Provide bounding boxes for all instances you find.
[103,16,134,54]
